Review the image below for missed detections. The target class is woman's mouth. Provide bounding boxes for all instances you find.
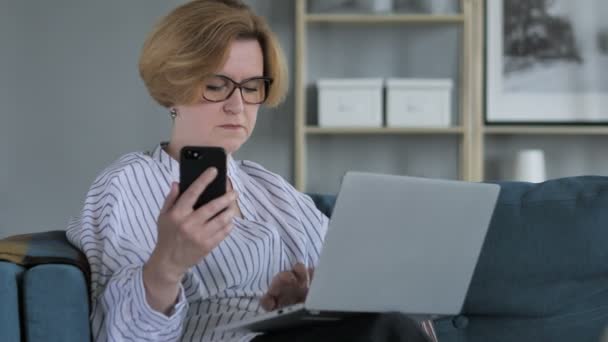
[220,124,243,130]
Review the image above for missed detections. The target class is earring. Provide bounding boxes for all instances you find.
[169,108,177,119]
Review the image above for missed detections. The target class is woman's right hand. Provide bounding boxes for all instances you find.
[143,167,236,314]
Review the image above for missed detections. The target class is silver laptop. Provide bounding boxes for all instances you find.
[216,171,500,333]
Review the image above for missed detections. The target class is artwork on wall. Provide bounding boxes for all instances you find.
[486,0,608,124]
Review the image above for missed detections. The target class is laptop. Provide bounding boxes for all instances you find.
[216,171,500,333]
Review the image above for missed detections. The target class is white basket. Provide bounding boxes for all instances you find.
[386,78,453,127]
[317,78,384,127]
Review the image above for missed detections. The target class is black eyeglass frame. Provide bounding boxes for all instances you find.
[202,74,274,105]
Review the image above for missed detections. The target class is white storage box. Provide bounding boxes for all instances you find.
[386,78,453,127]
[317,78,383,127]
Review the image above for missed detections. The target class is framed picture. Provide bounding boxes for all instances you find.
[486,0,608,124]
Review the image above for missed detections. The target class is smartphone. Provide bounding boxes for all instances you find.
[179,146,227,210]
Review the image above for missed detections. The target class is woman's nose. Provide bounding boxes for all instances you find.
[224,88,244,114]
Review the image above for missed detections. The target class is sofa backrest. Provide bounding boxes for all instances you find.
[466,176,608,317]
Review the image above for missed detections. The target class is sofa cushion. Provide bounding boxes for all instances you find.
[434,313,607,342]
[22,264,90,342]
[467,177,608,313]
[436,176,608,342]
[0,261,24,342]
[307,193,336,218]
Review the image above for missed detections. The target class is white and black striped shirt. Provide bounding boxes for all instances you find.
[67,143,329,342]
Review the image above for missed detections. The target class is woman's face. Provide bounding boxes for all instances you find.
[172,39,264,155]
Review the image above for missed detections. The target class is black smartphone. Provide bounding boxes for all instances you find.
[179,146,227,210]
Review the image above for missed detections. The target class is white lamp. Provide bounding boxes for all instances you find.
[514,149,547,183]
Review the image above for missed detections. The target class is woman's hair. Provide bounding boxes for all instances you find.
[139,0,288,108]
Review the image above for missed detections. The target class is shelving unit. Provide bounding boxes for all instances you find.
[305,126,465,135]
[484,126,608,135]
[294,0,607,191]
[294,0,480,192]
[305,14,466,24]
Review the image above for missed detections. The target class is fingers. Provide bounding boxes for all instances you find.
[187,204,235,249]
[267,271,296,297]
[175,167,218,211]
[190,191,237,224]
[261,271,291,311]
[277,290,298,309]
[160,182,180,213]
[292,263,309,288]
[162,187,235,262]
[262,270,305,311]
[206,206,237,235]
[201,219,234,252]
[260,294,277,311]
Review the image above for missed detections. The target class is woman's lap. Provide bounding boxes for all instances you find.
[252,313,431,342]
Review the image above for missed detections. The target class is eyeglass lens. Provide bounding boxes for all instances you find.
[203,76,268,104]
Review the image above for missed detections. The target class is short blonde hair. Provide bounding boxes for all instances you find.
[139,0,288,108]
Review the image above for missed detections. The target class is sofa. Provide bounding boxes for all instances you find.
[1,176,608,342]
[0,231,90,342]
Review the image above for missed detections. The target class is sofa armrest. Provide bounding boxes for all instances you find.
[22,264,90,342]
[0,261,24,342]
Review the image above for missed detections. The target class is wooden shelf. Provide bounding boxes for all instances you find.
[484,125,608,135]
[305,13,465,24]
[294,0,479,190]
[306,126,464,135]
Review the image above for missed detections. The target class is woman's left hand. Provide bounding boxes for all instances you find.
[260,263,313,311]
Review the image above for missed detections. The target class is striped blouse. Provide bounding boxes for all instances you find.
[67,143,438,342]
[67,143,328,342]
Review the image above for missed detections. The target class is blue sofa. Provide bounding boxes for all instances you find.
[2,176,608,341]
[0,261,90,342]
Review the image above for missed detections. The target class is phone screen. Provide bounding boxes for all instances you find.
[179,146,227,210]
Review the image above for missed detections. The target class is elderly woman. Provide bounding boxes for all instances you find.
[67,1,434,341]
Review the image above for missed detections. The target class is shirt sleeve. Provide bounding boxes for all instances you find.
[66,174,188,342]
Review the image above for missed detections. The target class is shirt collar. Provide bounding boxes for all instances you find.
[226,154,245,195]
[151,142,179,182]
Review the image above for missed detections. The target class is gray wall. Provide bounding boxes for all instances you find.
[0,0,295,238]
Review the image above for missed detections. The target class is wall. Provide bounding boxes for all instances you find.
[0,0,294,238]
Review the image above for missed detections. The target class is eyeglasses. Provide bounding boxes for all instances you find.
[202,75,273,105]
